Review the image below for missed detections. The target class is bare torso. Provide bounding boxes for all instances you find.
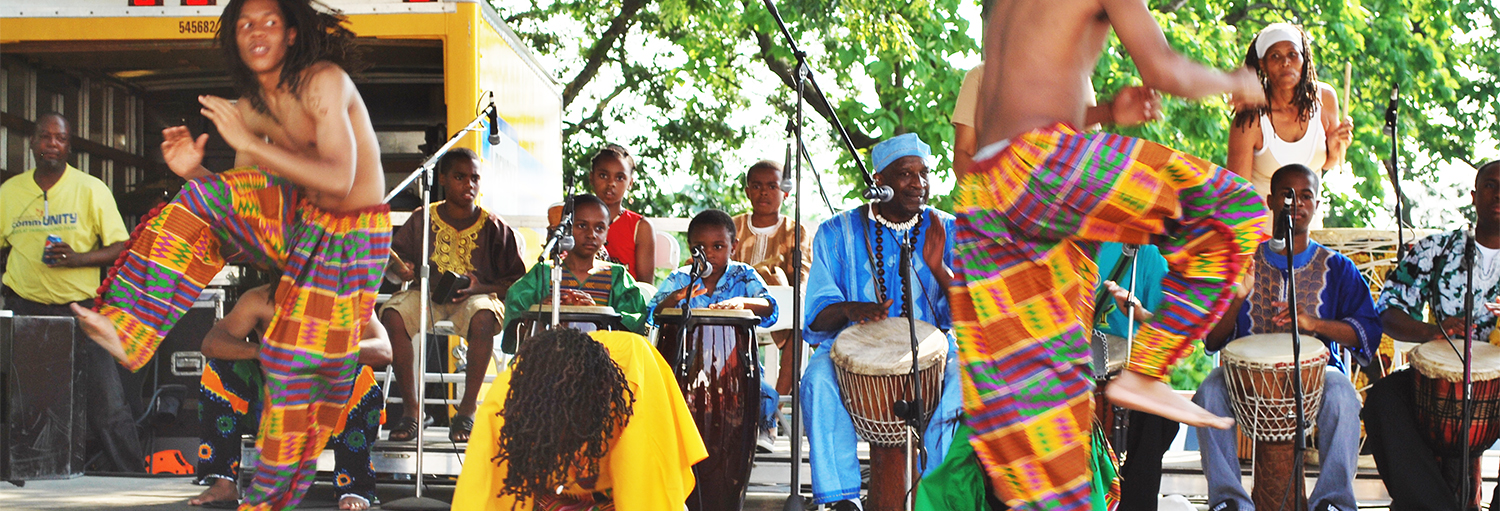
[978,0,1112,146]
[240,62,385,212]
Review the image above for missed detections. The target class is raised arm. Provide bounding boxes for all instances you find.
[199,64,360,200]
[1100,0,1263,103]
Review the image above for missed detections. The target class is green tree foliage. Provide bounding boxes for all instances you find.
[494,0,1498,226]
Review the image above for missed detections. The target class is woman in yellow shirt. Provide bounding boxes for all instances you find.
[455,328,707,510]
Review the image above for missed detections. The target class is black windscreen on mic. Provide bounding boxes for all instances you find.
[781,141,795,193]
[487,97,500,145]
[1267,189,1293,252]
[691,245,714,277]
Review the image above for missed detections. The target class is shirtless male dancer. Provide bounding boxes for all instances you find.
[948,0,1268,509]
[72,0,390,509]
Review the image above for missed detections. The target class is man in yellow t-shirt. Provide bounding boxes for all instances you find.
[0,112,138,471]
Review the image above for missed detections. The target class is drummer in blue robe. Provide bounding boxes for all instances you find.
[649,208,781,450]
[1194,164,1380,511]
[802,134,963,510]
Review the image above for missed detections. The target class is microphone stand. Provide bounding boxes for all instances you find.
[761,0,887,203]
[681,251,703,511]
[895,234,926,511]
[550,187,576,329]
[1385,84,1406,261]
[1279,200,1309,511]
[381,101,497,511]
[1460,226,1476,505]
[760,1,898,503]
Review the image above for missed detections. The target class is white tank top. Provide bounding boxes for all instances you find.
[1251,101,1327,230]
[1251,101,1327,195]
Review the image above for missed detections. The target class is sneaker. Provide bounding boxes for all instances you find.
[757,428,777,453]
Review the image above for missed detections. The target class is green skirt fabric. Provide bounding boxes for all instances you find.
[915,421,1118,511]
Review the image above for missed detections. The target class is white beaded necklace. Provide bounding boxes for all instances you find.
[872,208,920,232]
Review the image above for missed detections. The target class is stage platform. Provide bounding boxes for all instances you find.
[8,428,1500,510]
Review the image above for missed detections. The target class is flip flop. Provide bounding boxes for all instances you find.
[387,416,420,442]
[200,498,240,509]
[449,415,475,443]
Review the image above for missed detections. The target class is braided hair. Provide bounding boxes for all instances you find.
[494,328,635,499]
[1234,25,1319,129]
[216,0,367,116]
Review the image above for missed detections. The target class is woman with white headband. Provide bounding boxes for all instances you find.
[1228,22,1353,227]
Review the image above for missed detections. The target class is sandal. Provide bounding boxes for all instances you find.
[387,416,420,442]
[449,415,475,443]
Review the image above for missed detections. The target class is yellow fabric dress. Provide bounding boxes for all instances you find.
[453,330,708,510]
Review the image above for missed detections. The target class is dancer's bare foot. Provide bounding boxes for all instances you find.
[1106,370,1235,429]
[70,303,126,363]
[188,478,239,506]
[339,495,371,510]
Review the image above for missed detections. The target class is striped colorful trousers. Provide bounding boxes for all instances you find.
[198,359,385,504]
[97,168,391,510]
[948,123,1266,511]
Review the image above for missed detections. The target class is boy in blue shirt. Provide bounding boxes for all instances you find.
[649,208,780,449]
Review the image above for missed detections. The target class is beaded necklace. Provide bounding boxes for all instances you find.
[871,208,923,319]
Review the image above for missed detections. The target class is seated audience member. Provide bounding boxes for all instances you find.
[0,112,138,472]
[551,144,656,283]
[453,328,707,511]
[380,147,526,443]
[732,159,812,396]
[503,194,648,350]
[1365,160,1500,511]
[189,284,391,511]
[1195,164,1378,511]
[650,208,781,451]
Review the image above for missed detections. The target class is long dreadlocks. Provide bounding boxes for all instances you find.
[494,328,635,499]
[1233,24,1320,129]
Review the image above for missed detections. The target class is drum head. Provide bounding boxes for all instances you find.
[527,304,619,317]
[657,308,759,319]
[831,317,947,376]
[1411,340,1500,382]
[1222,333,1329,366]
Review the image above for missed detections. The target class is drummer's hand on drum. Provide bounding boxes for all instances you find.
[1270,301,1318,331]
[1432,316,1470,341]
[666,285,709,307]
[844,299,892,326]
[560,289,596,306]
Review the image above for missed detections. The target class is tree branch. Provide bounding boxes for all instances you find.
[562,0,648,108]
[565,80,632,138]
[1223,3,1276,26]
[750,28,879,149]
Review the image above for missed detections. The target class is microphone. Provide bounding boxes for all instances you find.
[863,185,895,203]
[1268,188,1293,253]
[781,141,795,193]
[1383,83,1399,135]
[1464,225,1477,270]
[487,93,500,145]
[691,245,714,278]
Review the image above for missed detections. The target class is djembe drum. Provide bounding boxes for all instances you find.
[655,308,762,511]
[1222,334,1329,511]
[510,304,622,350]
[1409,340,1500,508]
[831,317,947,511]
